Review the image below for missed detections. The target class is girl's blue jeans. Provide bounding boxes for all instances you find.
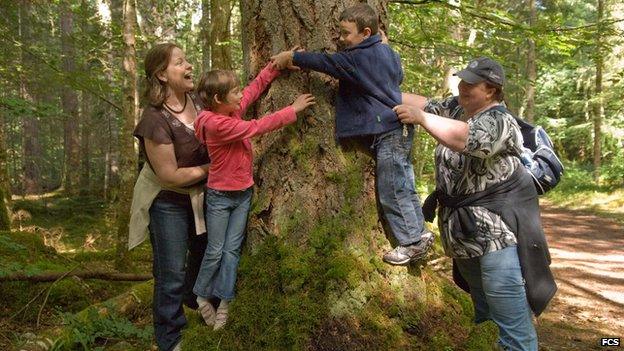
[193,187,253,301]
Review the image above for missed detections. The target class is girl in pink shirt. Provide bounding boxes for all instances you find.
[192,63,314,330]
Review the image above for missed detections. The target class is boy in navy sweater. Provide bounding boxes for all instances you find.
[272,3,432,265]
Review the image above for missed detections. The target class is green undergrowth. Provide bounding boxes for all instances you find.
[48,281,154,351]
[543,162,624,223]
[0,231,137,328]
[12,195,114,250]
[1,195,153,350]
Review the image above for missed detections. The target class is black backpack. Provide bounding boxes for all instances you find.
[490,105,564,194]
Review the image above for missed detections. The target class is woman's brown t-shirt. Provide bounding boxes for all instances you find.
[133,93,209,204]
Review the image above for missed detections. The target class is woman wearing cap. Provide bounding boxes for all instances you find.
[393,57,556,351]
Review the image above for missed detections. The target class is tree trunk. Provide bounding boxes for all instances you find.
[211,0,233,69]
[182,1,492,348]
[114,0,138,270]
[593,0,604,181]
[524,0,537,123]
[201,0,211,72]
[103,0,123,201]
[20,0,41,195]
[80,91,91,194]
[0,109,11,230]
[60,0,81,195]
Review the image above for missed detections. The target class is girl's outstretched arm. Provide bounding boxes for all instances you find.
[206,94,315,145]
[239,63,281,114]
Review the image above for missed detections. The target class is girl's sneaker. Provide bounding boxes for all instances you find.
[214,300,229,330]
[197,296,216,326]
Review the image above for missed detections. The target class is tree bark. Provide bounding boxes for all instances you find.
[0,271,152,282]
[211,0,233,69]
[114,0,138,270]
[524,0,537,123]
[60,0,81,195]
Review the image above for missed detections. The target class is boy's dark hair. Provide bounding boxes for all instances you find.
[196,70,240,110]
[339,3,378,35]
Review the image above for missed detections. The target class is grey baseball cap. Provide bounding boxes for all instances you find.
[454,57,505,86]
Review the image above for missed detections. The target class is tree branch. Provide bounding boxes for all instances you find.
[0,271,152,282]
[389,0,624,33]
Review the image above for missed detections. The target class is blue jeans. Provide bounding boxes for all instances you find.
[149,197,207,351]
[456,246,538,351]
[193,187,252,301]
[374,126,425,246]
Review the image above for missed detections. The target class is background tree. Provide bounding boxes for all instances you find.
[0,110,11,230]
[19,0,41,195]
[210,0,233,69]
[60,0,81,194]
[114,0,138,270]
[525,0,537,123]
[592,0,605,180]
[201,0,211,71]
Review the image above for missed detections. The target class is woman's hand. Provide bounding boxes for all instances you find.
[393,104,425,125]
[291,94,316,113]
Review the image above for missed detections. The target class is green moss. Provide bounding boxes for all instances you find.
[289,134,318,173]
[441,281,474,318]
[462,321,498,351]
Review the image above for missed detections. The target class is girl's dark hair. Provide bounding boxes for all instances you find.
[196,70,240,110]
[143,43,180,107]
[485,81,505,102]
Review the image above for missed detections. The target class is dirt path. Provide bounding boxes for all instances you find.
[537,204,624,351]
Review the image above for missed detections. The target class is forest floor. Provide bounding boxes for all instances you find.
[535,202,624,351]
[2,195,623,350]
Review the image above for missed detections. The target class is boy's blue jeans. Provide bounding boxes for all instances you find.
[193,187,252,301]
[456,246,538,351]
[373,125,426,246]
[149,197,207,351]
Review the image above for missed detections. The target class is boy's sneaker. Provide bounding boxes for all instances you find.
[197,296,216,326]
[213,300,229,330]
[383,231,434,265]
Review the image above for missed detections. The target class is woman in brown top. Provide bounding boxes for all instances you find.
[132,43,209,351]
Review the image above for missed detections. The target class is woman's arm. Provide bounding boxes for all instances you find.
[145,139,208,187]
[401,93,428,110]
[393,104,468,152]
